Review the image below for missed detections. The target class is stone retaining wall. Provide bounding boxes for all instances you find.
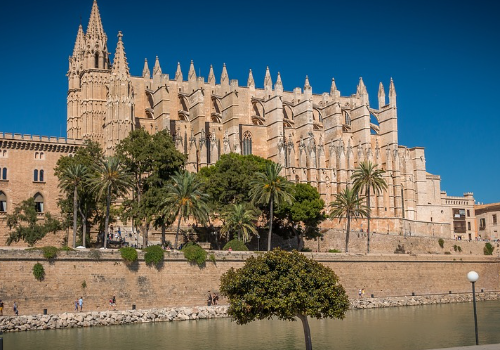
[1,293,499,333]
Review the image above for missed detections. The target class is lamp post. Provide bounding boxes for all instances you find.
[467,271,479,345]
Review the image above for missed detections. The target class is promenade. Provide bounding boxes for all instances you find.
[430,345,500,350]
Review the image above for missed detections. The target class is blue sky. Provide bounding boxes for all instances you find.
[1,0,499,204]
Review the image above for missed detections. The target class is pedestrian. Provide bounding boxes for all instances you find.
[358,289,362,298]
[112,296,116,310]
[362,288,365,297]
[212,293,219,305]
[13,301,18,316]
[0,299,3,316]
[78,296,83,312]
[207,291,212,306]
[74,300,78,312]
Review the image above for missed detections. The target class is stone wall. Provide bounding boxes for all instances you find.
[0,249,498,316]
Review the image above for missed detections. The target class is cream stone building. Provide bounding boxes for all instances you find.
[475,203,500,240]
[0,0,477,245]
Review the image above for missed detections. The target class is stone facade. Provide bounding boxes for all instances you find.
[475,202,500,240]
[0,1,478,245]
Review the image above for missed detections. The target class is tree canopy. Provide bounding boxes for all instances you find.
[220,249,349,350]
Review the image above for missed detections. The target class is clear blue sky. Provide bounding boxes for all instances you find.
[1,0,499,204]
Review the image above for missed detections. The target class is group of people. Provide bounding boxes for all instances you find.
[358,288,366,298]
[74,297,83,312]
[207,291,219,306]
[109,296,116,310]
[0,299,19,316]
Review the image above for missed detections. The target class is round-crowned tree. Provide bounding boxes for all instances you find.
[220,249,349,350]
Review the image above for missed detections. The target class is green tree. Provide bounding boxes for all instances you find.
[89,156,133,248]
[6,198,61,246]
[250,162,293,251]
[58,164,88,247]
[329,187,369,253]
[160,171,209,249]
[198,153,272,213]
[220,203,258,242]
[55,140,103,247]
[275,183,325,251]
[116,129,185,247]
[351,161,387,253]
[220,249,349,350]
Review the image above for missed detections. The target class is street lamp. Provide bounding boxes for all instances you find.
[467,271,479,345]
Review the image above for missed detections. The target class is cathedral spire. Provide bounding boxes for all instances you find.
[208,65,215,85]
[389,77,397,107]
[304,75,311,90]
[221,63,229,85]
[143,58,150,78]
[111,32,129,76]
[86,0,106,42]
[330,78,337,95]
[188,60,196,81]
[378,82,385,108]
[247,69,255,88]
[72,24,85,58]
[175,62,183,82]
[275,72,283,94]
[357,77,368,105]
[264,66,272,91]
[153,56,161,75]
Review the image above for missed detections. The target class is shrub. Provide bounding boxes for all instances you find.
[144,245,164,266]
[89,249,102,260]
[444,251,451,255]
[301,247,312,252]
[209,253,216,264]
[328,249,341,253]
[120,247,138,263]
[82,280,87,289]
[33,263,45,281]
[438,239,444,248]
[484,242,494,255]
[42,246,58,260]
[59,246,74,252]
[453,245,462,253]
[394,244,406,254]
[458,246,462,252]
[182,242,207,267]
[223,239,249,251]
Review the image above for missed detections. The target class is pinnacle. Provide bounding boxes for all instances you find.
[304,75,311,90]
[111,31,129,76]
[86,0,105,40]
[247,69,255,87]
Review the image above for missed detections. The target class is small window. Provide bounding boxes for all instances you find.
[467,222,471,230]
[34,169,38,182]
[493,214,498,225]
[0,191,6,212]
[467,209,470,217]
[34,193,44,213]
[480,218,486,230]
[40,170,44,182]
[35,152,39,159]
[1,167,6,180]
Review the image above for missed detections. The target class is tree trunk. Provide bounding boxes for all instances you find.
[104,185,111,249]
[175,214,182,249]
[72,186,78,248]
[297,313,313,350]
[267,197,274,252]
[161,222,166,247]
[346,214,351,253]
[78,205,87,248]
[142,223,149,248]
[367,187,371,254]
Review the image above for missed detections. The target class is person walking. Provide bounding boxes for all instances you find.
[0,299,3,316]
[13,301,18,316]
[207,291,213,306]
[78,297,83,312]
[74,300,78,312]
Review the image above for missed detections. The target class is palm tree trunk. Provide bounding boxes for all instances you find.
[73,187,78,248]
[297,313,313,350]
[267,197,274,252]
[175,214,182,249]
[142,223,149,248]
[346,214,351,253]
[367,188,371,254]
[104,185,111,249]
[78,204,86,248]
[161,221,166,247]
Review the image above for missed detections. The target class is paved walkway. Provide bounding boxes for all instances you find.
[429,344,500,350]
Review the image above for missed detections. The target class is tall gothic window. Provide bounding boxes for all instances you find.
[34,193,44,213]
[40,170,44,182]
[1,167,6,180]
[0,191,6,212]
[242,131,252,156]
[34,169,38,182]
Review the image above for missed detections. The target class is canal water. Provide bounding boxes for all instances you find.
[3,301,500,350]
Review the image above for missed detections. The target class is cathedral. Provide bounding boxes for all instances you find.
[0,0,477,245]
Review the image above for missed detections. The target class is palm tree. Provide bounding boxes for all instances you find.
[160,171,209,249]
[221,204,258,243]
[89,157,133,249]
[351,161,388,253]
[58,164,88,248]
[250,162,293,251]
[329,187,369,253]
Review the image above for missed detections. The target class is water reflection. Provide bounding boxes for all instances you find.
[3,301,500,350]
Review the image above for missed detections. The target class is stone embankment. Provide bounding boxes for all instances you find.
[1,292,499,333]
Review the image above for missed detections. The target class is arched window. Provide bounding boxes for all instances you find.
[40,152,44,159]
[34,193,44,213]
[242,131,252,156]
[34,169,38,182]
[0,191,6,212]
[35,152,39,159]
[2,167,7,180]
[95,52,99,68]
[40,170,44,182]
